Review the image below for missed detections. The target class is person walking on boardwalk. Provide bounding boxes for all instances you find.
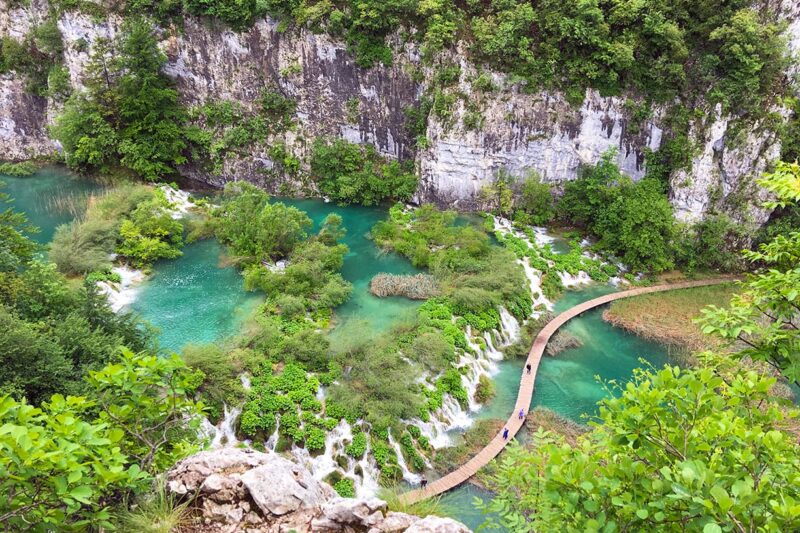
[519,408,525,420]
[526,363,532,374]
[502,427,509,440]
[420,477,428,488]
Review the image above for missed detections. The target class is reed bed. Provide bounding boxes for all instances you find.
[369,273,440,300]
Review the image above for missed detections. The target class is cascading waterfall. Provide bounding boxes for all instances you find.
[354,439,382,497]
[291,419,353,481]
[265,417,280,451]
[201,405,242,448]
[559,270,593,288]
[97,265,146,312]
[290,418,381,497]
[498,307,520,346]
[388,431,422,485]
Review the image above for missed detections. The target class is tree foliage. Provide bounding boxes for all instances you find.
[558,151,675,273]
[52,18,187,181]
[0,350,203,531]
[310,138,417,206]
[482,363,800,531]
[698,161,800,385]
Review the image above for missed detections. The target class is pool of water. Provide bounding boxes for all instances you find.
[278,198,422,344]
[129,239,262,353]
[0,166,104,243]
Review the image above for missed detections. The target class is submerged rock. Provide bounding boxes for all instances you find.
[167,448,472,532]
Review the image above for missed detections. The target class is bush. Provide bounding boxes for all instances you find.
[310,138,417,206]
[0,161,37,177]
[369,273,439,299]
[515,172,555,225]
[333,477,355,498]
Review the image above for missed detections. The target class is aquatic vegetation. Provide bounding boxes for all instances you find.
[369,272,439,299]
[50,184,185,274]
[334,477,356,498]
[604,284,737,353]
[0,161,37,177]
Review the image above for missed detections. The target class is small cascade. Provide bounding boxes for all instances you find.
[97,265,145,312]
[558,270,593,288]
[388,431,421,485]
[530,226,557,247]
[201,405,241,448]
[354,439,381,497]
[498,307,520,346]
[160,185,193,219]
[415,393,474,449]
[240,374,251,390]
[265,417,280,451]
[483,332,503,361]
[316,385,326,401]
[291,419,353,482]
[519,258,553,316]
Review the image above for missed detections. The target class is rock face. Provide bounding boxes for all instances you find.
[167,448,472,533]
[1,1,799,226]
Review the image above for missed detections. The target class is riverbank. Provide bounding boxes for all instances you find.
[602,282,739,353]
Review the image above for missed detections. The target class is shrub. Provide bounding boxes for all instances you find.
[310,138,417,206]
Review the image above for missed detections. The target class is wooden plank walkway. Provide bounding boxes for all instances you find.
[399,278,734,505]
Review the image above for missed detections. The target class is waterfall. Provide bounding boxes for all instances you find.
[354,439,381,497]
[265,417,280,451]
[160,185,193,219]
[291,419,353,482]
[96,265,145,312]
[498,307,520,346]
[558,270,593,288]
[240,374,251,390]
[414,394,473,449]
[201,405,241,448]
[483,332,503,361]
[519,258,553,316]
[388,431,421,485]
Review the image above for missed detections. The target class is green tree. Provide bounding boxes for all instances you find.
[213,181,312,261]
[482,362,800,531]
[698,162,800,385]
[310,138,417,206]
[86,349,205,473]
[594,178,675,273]
[0,394,143,530]
[516,171,554,225]
[52,19,187,181]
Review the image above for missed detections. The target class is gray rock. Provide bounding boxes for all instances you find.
[166,447,471,532]
[240,456,330,516]
[368,511,419,532]
[405,516,472,533]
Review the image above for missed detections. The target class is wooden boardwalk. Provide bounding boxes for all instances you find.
[399,278,733,505]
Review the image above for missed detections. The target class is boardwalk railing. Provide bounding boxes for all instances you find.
[399,278,734,505]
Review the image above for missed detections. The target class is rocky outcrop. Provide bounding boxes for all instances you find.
[1,1,798,226]
[167,448,471,533]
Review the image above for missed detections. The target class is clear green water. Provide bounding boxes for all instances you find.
[0,167,104,243]
[129,239,263,353]
[278,198,422,343]
[130,198,422,353]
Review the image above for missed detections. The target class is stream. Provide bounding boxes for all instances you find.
[4,168,680,531]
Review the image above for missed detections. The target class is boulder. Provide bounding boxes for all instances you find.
[167,447,472,533]
[406,516,473,533]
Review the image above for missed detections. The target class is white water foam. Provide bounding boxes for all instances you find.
[388,430,422,485]
[201,405,241,448]
[96,265,146,312]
